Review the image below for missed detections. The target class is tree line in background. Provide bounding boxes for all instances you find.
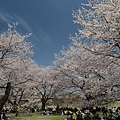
[0,0,120,119]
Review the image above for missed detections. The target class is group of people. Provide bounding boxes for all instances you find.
[65,106,120,120]
[66,110,92,120]
[1,105,120,120]
[1,109,9,120]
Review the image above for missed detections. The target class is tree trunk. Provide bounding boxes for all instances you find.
[0,82,11,120]
[41,101,46,111]
[41,98,47,111]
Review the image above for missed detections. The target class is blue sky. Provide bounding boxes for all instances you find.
[0,0,87,66]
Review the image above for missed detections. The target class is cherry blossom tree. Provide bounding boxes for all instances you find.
[71,0,120,60]
[71,0,120,105]
[7,59,39,108]
[0,23,34,118]
[31,66,64,110]
[54,0,120,107]
[54,42,120,107]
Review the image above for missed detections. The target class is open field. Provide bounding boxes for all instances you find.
[6,113,66,120]
[5,102,120,120]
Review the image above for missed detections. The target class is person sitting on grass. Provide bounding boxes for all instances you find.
[84,110,92,120]
[67,111,73,120]
[93,112,101,120]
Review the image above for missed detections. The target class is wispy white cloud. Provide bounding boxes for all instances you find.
[15,15,32,32]
[35,29,51,44]
[0,10,52,46]
[0,10,14,23]
[0,10,32,32]
[31,29,52,52]
[14,16,52,45]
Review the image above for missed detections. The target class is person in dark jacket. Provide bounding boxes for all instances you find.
[2,109,7,120]
[75,111,83,120]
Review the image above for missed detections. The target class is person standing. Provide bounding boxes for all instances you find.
[75,111,83,120]
[2,109,7,120]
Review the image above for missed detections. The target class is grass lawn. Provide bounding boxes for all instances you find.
[7,113,66,120]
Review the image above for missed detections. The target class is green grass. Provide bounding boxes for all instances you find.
[7,113,66,120]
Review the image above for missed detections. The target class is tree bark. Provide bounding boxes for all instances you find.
[41,98,47,111]
[0,82,11,120]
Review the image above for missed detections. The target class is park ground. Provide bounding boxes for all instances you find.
[6,113,66,120]
[4,102,120,120]
[3,111,117,120]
